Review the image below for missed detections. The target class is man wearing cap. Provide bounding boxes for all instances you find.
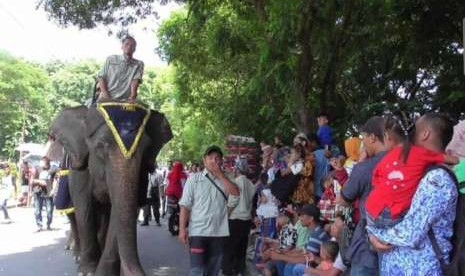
[337,116,387,275]
[179,145,240,276]
[270,204,329,276]
[222,156,256,276]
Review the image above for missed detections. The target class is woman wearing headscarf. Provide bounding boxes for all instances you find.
[165,161,187,235]
[343,137,362,176]
[166,162,187,200]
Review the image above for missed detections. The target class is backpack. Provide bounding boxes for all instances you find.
[428,164,465,276]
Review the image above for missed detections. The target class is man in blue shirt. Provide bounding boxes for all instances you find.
[337,116,386,275]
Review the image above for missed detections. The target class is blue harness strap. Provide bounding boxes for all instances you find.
[97,102,151,159]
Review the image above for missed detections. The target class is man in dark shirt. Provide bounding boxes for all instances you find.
[337,116,386,275]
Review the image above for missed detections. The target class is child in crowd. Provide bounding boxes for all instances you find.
[304,241,339,276]
[366,116,459,228]
[264,213,297,252]
[330,155,348,186]
[319,175,339,222]
[317,113,334,149]
[255,188,279,268]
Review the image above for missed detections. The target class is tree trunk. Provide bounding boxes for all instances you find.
[295,1,315,135]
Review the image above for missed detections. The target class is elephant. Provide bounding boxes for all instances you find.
[48,102,172,276]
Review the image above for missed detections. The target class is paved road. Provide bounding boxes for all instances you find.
[0,207,189,276]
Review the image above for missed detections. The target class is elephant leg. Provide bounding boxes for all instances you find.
[94,221,120,276]
[70,170,101,274]
[95,203,111,253]
[67,213,80,259]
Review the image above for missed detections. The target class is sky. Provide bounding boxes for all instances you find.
[0,0,181,66]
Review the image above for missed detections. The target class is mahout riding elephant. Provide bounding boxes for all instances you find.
[48,102,172,276]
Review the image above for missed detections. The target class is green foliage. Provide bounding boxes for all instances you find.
[45,60,101,116]
[157,0,465,147]
[0,52,52,158]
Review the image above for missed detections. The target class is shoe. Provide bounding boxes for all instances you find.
[35,228,42,233]
[47,226,52,231]
[140,222,149,226]
[156,222,162,227]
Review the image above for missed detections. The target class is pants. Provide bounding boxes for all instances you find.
[160,185,167,215]
[142,191,160,224]
[34,194,54,228]
[1,199,9,220]
[222,219,251,275]
[366,208,400,229]
[189,236,226,276]
[350,263,378,276]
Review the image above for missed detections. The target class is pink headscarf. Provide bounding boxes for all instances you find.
[446,120,465,159]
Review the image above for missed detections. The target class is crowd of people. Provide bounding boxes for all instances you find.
[174,112,465,276]
[1,111,464,276]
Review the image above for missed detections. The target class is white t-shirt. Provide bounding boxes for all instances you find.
[333,252,347,272]
[290,160,304,175]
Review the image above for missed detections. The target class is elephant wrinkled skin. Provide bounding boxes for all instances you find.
[48,104,172,276]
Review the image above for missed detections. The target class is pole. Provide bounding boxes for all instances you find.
[463,18,465,75]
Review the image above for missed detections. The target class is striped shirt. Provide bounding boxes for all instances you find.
[305,224,330,255]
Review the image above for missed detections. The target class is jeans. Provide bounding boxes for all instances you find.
[1,199,9,219]
[350,263,378,276]
[222,219,251,275]
[291,264,306,276]
[34,194,54,228]
[189,236,226,276]
[366,208,400,229]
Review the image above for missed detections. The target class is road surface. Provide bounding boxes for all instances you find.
[0,207,189,276]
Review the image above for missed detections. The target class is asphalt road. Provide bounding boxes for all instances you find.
[0,207,189,276]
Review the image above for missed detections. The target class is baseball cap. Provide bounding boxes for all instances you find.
[297,204,320,221]
[204,145,223,158]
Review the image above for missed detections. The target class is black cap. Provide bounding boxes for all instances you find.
[204,145,223,158]
[360,116,385,142]
[297,204,320,221]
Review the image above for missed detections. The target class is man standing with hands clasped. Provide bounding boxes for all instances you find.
[179,145,240,276]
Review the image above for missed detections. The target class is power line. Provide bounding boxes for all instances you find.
[0,2,25,29]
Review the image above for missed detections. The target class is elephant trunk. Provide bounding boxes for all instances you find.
[108,149,145,276]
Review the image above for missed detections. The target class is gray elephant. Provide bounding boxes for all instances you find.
[48,103,172,276]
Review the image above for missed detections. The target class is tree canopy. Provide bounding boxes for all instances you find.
[3,0,464,161]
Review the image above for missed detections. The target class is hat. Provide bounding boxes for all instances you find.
[297,204,320,220]
[360,116,385,142]
[204,145,223,158]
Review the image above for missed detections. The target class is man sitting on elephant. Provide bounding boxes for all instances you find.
[179,145,240,276]
[97,35,144,103]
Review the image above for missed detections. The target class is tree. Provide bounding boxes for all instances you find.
[38,0,465,147]
[0,52,53,158]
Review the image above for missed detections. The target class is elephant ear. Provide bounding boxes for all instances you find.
[137,110,173,206]
[49,106,89,170]
[145,110,173,157]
